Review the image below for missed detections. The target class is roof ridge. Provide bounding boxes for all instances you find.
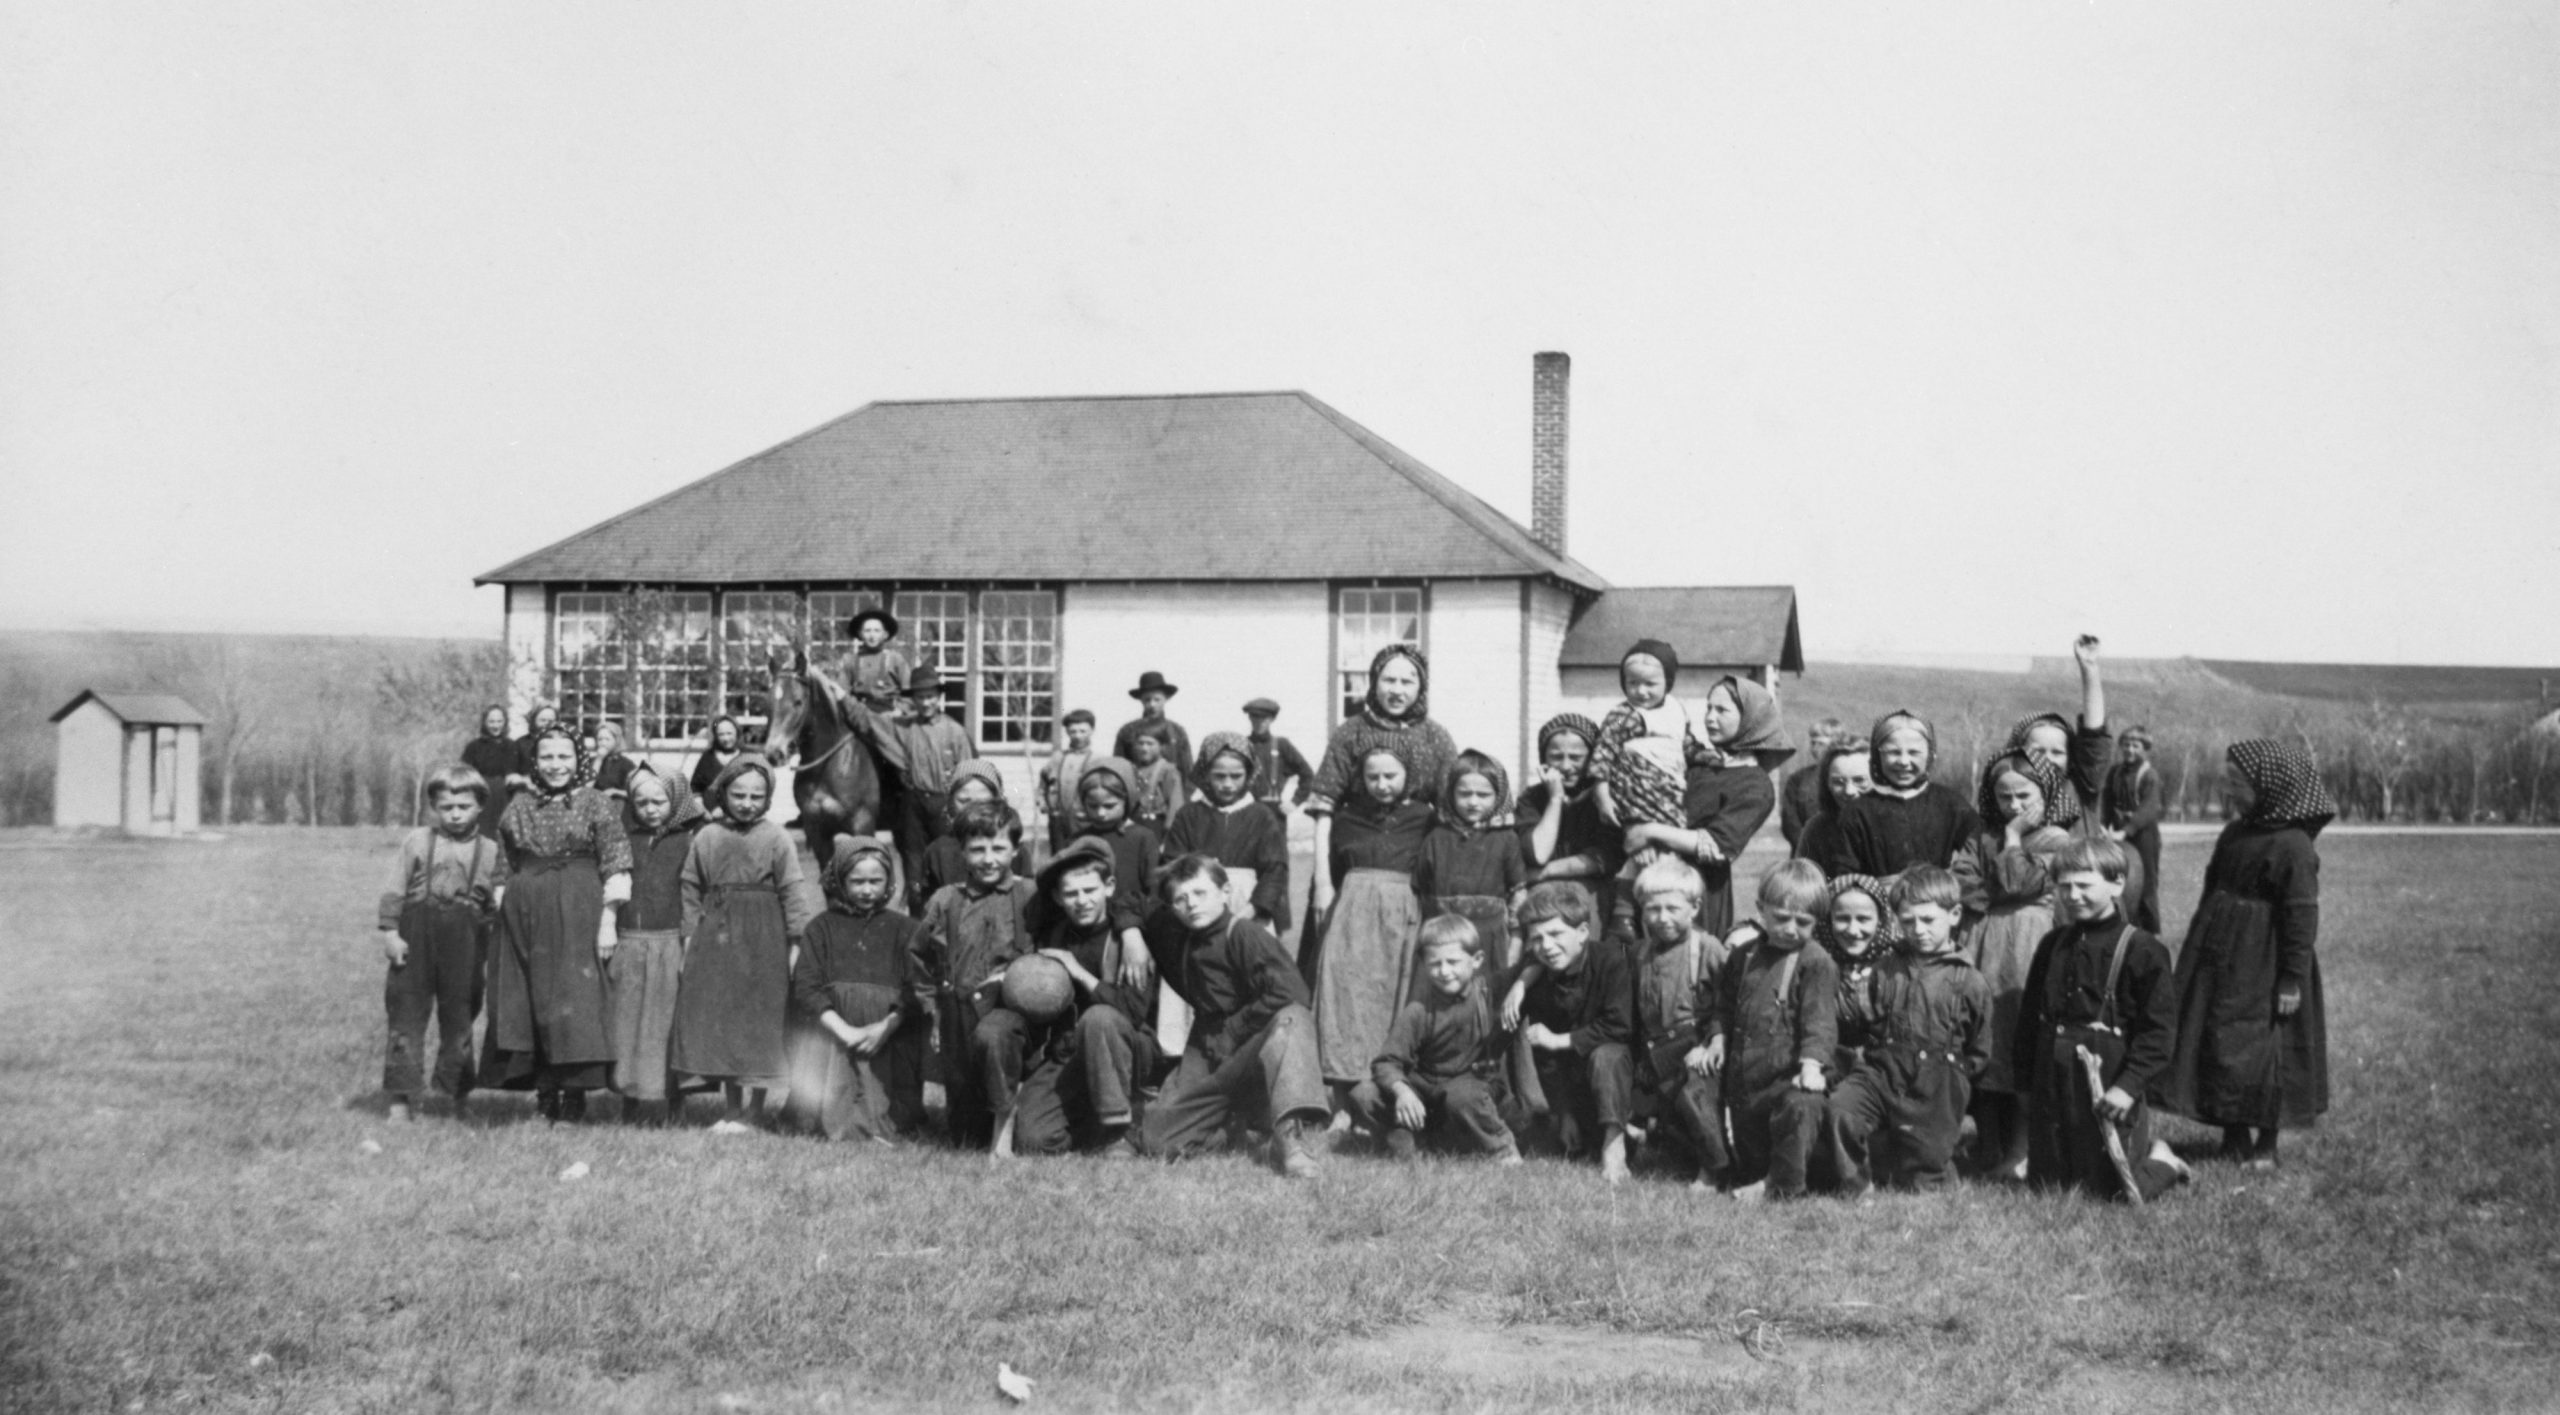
[1287,393,1609,593]
[867,390,1307,407]
[476,402,885,584]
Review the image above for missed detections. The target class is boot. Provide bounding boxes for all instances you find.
[1384,1127,1420,1162]
[558,1089,588,1123]
[1273,1116,1321,1180]
[536,1088,562,1123]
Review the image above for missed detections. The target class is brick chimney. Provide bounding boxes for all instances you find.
[1530,352,1569,555]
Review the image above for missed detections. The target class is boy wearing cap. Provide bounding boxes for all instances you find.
[1038,709,1100,853]
[1242,698,1315,819]
[2104,727,2166,934]
[1009,836,1161,1157]
[1113,671,1193,779]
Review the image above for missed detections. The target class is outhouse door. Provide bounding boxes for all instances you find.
[150,727,179,825]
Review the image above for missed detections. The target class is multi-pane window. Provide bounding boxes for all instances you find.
[628,592,714,747]
[895,591,971,712]
[806,590,887,668]
[1336,586,1424,722]
[978,591,1058,746]
[719,592,801,731]
[552,592,625,736]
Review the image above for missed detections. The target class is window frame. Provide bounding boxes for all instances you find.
[1330,582,1428,727]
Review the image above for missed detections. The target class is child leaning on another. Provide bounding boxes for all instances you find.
[1350,914,1520,1163]
[374,765,504,1121]
[1700,861,1837,1199]
[1820,868,1991,1194]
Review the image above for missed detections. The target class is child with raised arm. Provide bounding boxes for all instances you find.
[1513,882,1639,1183]
[2157,740,2334,1169]
[1701,861,1837,1200]
[2017,839,2191,1199]
[913,802,1038,1150]
[375,766,504,1120]
[1416,750,1529,980]
[1350,915,1518,1163]
[1953,752,2077,1179]
[2005,636,2145,921]
[789,837,925,1142]
[1821,868,1992,1194]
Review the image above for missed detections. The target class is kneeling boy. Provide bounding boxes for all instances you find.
[1821,868,1991,1192]
[1514,881,1638,1182]
[1702,860,1837,1198]
[1011,836,1160,1157]
[1351,915,1518,1162]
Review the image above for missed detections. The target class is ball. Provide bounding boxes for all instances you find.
[999,954,1076,1023]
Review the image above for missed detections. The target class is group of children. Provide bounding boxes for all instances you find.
[376,631,2332,1198]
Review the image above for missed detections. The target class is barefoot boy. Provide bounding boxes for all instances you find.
[1701,861,1836,1199]
[1513,882,1637,1182]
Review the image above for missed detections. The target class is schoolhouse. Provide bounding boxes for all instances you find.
[477,354,1801,802]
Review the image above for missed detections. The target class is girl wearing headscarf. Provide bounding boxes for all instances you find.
[609,765,703,1124]
[787,835,927,1142]
[1824,710,1984,883]
[1516,714,1622,910]
[2155,740,2335,1168]
[690,716,746,800]
[674,756,819,1132]
[1791,740,1874,871]
[1416,750,1531,983]
[2005,636,2146,920]
[1951,752,2080,1178]
[488,725,631,1120]
[1306,646,1457,925]
[1161,733,1293,932]
[1621,675,1795,937]
[462,704,519,837]
[1309,744,1436,1113]
[912,760,1033,906]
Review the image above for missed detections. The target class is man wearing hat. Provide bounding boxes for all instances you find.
[1037,708,1101,852]
[1240,698,1315,819]
[1112,670,1193,779]
[843,667,975,895]
[1009,835,1160,1158]
[2104,725,2167,933]
[835,607,911,714]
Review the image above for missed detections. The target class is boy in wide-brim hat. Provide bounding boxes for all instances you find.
[1113,669,1193,779]
[838,607,911,713]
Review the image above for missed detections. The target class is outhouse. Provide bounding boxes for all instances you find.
[50,690,205,834]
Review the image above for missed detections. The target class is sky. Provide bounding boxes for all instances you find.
[2,2,2554,664]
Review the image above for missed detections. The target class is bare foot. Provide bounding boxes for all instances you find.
[1730,1180,1768,1203]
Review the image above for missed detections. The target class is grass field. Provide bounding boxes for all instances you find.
[4,828,2557,1413]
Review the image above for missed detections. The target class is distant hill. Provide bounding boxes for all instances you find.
[2196,660,2559,710]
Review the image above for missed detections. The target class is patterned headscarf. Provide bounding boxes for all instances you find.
[1077,755,1139,805]
[821,835,898,908]
[2006,713,2075,771]
[1192,731,1260,792]
[1818,872,1899,960]
[526,725,592,797]
[1702,675,1796,769]
[1362,644,1430,725]
[708,756,777,826]
[1437,750,1512,830]
[622,763,705,835]
[2227,739,2337,835]
[1620,639,1681,691]
[1537,712,1602,759]
[1976,751,2082,831]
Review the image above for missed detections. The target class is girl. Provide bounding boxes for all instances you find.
[611,766,701,1125]
[1516,715,1621,915]
[1161,732,1292,932]
[2005,636,2146,917]
[461,704,518,836]
[1818,872,1895,1188]
[788,836,925,1142]
[1621,675,1793,937]
[690,715,746,799]
[1310,746,1435,1114]
[1588,639,1700,860]
[1824,710,1982,882]
[1952,753,2077,1179]
[674,757,819,1132]
[591,720,636,797]
[1306,646,1456,914]
[1791,741,1874,869]
[488,726,631,1121]
[1417,750,1529,981]
[2156,740,2334,1169]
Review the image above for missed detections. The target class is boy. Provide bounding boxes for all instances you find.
[838,607,911,713]
[1129,724,1184,832]
[1113,670,1194,779]
[2103,726,2166,934]
[375,766,504,1120]
[1625,857,1730,1185]
[1701,860,1837,1199]
[913,803,1037,1148]
[790,837,925,1142]
[2015,838,2190,1201]
[1038,709,1100,852]
[1241,698,1315,818]
[1011,837,1160,1157]
[844,668,974,895]
[1350,915,1518,1162]
[1072,757,1162,1004]
[1513,881,1637,1182]
[1780,717,1845,850]
[1140,854,1329,1178]
[912,760,1033,906]
[1821,868,1991,1193]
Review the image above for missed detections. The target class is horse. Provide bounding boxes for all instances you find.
[762,654,890,876]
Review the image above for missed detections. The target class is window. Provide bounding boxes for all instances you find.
[806,590,887,667]
[895,590,971,710]
[547,590,713,747]
[552,592,625,736]
[720,592,801,729]
[977,591,1058,745]
[1336,586,1424,722]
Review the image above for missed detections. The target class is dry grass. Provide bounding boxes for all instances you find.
[2,827,2555,1413]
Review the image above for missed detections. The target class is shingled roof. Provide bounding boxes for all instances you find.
[480,392,1608,593]
[1561,586,1803,675]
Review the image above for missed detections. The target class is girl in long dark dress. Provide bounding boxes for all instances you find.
[488,727,631,1121]
[675,757,817,1132]
[690,716,746,800]
[1825,710,1982,883]
[2155,740,2334,1168]
[1416,750,1529,981]
[460,704,519,838]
